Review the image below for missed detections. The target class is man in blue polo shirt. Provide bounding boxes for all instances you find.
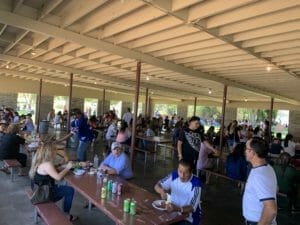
[154,160,201,225]
[243,137,277,225]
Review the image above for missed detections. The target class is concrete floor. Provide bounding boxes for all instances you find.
[0,131,299,225]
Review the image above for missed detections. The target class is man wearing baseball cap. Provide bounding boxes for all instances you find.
[99,142,133,179]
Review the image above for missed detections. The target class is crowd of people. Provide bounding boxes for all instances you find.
[1,104,299,225]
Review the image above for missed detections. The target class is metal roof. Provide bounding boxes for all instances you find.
[0,0,299,104]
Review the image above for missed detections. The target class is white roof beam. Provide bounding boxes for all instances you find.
[218,7,300,36]
[38,0,64,20]
[0,24,7,36]
[3,30,29,54]
[0,68,133,94]
[100,5,165,39]
[12,0,23,12]
[205,0,300,28]
[145,0,299,79]
[61,0,109,28]
[242,31,300,48]
[188,0,255,22]
[0,53,214,100]
[80,0,144,34]
[0,9,298,104]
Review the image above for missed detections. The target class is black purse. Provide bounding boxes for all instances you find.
[30,182,53,205]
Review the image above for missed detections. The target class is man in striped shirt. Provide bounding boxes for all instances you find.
[155,160,202,225]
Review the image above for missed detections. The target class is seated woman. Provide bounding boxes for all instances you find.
[23,114,35,133]
[0,124,27,175]
[226,143,248,182]
[99,142,133,180]
[273,152,297,210]
[29,141,78,221]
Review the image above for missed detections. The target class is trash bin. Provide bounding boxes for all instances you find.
[39,120,49,134]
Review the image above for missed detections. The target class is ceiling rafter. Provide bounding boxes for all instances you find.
[0,67,136,94]
[0,53,221,102]
[0,9,299,105]
[142,0,299,80]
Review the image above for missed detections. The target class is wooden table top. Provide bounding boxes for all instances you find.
[65,173,186,225]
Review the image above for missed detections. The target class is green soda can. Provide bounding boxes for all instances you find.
[123,199,130,213]
[107,180,113,191]
[129,200,136,215]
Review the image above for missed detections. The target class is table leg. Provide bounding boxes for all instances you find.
[154,143,157,165]
[88,201,92,211]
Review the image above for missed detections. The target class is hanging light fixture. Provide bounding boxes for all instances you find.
[208,88,212,94]
[266,66,271,71]
[146,75,150,81]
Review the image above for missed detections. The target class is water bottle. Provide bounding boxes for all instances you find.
[93,154,99,169]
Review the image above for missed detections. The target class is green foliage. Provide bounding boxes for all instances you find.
[187,105,221,120]
[154,104,177,116]
[237,108,278,125]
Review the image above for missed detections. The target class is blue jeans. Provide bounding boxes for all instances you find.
[77,140,90,161]
[53,185,74,213]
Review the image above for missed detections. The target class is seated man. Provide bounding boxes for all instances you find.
[99,142,133,180]
[154,160,201,225]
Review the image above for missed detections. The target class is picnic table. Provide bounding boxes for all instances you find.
[65,173,187,225]
[136,136,173,162]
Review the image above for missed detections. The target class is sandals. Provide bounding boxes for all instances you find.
[69,214,79,222]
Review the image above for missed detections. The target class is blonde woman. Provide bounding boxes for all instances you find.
[29,142,78,221]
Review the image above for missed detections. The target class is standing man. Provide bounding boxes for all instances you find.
[122,108,132,126]
[154,160,201,225]
[243,137,277,225]
[61,109,92,162]
[73,108,93,161]
[177,116,203,168]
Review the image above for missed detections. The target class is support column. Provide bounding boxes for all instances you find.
[145,88,149,117]
[130,61,141,168]
[193,97,197,116]
[36,79,42,133]
[102,89,106,115]
[67,73,73,133]
[219,85,227,152]
[269,97,274,143]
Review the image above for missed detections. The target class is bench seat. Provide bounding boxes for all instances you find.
[3,159,21,182]
[26,190,72,225]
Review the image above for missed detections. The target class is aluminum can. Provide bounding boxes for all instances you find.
[112,182,117,194]
[123,199,130,212]
[101,186,106,199]
[107,180,113,191]
[117,183,122,195]
[129,200,136,215]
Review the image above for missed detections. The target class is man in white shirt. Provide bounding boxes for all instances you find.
[155,160,201,225]
[122,108,132,126]
[243,137,277,225]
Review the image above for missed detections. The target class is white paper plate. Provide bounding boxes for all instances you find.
[152,200,166,211]
[73,169,85,176]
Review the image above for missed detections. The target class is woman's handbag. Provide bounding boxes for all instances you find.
[30,183,53,205]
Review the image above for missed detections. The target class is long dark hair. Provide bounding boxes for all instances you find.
[284,133,293,148]
[120,120,128,133]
